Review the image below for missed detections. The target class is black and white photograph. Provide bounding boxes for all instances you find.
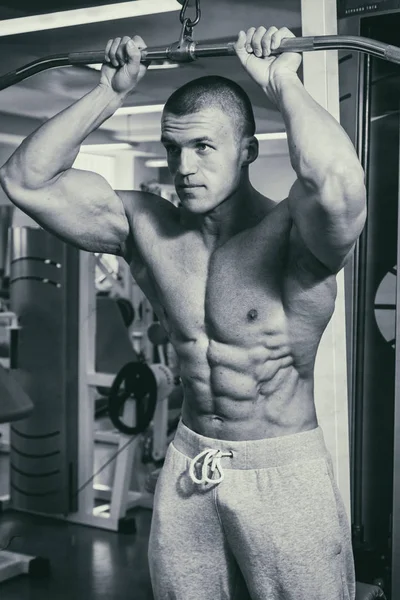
[0,1,397,598]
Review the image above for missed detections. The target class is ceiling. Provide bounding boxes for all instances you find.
[0,0,302,157]
[0,0,139,13]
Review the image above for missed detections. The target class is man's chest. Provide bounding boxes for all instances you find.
[138,211,296,342]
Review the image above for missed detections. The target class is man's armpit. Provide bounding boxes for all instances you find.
[116,190,139,262]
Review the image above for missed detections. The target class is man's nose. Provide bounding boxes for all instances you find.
[177,149,197,176]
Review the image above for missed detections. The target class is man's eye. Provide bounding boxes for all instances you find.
[166,146,180,155]
[197,144,211,153]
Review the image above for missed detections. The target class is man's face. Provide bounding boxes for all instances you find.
[161,107,245,214]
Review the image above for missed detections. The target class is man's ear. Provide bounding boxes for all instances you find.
[242,136,259,166]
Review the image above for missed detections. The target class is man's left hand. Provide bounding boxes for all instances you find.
[234,26,302,105]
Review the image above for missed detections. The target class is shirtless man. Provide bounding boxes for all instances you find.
[0,26,366,600]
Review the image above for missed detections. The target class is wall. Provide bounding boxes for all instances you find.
[250,152,296,201]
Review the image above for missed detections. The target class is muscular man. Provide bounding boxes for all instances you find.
[0,26,366,600]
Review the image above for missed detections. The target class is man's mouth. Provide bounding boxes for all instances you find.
[177,184,203,189]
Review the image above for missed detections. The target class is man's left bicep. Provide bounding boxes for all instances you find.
[288,174,367,273]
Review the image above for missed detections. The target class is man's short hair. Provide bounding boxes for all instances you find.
[163,75,256,140]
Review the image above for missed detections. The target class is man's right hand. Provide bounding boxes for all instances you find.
[100,35,149,95]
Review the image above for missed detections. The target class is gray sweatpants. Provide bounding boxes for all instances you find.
[148,420,355,600]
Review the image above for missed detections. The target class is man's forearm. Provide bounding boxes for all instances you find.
[1,83,126,189]
[271,73,362,186]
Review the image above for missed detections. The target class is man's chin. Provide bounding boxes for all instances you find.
[179,195,213,215]
[177,186,205,197]
[177,188,207,208]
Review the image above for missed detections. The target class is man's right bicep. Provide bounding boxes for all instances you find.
[1,167,131,255]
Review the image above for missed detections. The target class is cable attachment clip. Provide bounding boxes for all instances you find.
[167,18,197,63]
[179,0,201,29]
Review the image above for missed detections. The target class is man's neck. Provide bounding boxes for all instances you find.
[183,179,269,249]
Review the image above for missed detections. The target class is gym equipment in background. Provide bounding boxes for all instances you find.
[337,0,400,19]
[9,226,80,516]
[0,364,49,583]
[0,363,32,424]
[1,226,178,533]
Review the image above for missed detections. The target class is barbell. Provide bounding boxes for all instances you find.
[0,34,399,92]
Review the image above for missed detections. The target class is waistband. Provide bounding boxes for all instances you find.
[173,419,329,470]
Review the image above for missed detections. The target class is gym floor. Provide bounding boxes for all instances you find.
[0,454,154,600]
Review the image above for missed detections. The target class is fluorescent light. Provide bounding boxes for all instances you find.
[114,104,165,116]
[0,132,25,145]
[371,111,399,122]
[145,159,168,168]
[148,62,179,70]
[0,0,181,37]
[115,131,287,144]
[123,134,162,142]
[81,143,135,153]
[256,132,287,141]
[88,62,179,72]
[81,144,160,156]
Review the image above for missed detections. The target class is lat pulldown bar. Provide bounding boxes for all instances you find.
[0,34,399,92]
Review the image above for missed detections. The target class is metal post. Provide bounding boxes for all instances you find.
[351,51,371,547]
[300,0,351,519]
[392,108,400,600]
[76,251,96,518]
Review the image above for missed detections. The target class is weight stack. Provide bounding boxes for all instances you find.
[9,227,79,515]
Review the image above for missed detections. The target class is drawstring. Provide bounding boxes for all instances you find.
[189,448,233,484]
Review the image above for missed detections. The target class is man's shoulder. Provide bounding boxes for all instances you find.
[117,189,177,214]
[117,189,180,229]
[116,190,184,266]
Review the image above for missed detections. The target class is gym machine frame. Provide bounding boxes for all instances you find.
[70,251,167,532]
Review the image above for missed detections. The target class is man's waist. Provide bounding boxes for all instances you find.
[173,418,327,471]
[181,374,315,432]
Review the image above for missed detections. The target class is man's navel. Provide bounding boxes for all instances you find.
[247,308,258,322]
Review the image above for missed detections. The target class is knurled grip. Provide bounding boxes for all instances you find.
[385,44,400,66]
